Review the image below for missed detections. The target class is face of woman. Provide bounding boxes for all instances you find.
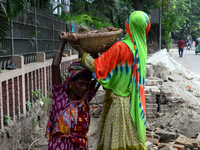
[70,78,91,99]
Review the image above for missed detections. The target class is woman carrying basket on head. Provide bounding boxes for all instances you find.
[45,32,100,150]
[64,11,151,150]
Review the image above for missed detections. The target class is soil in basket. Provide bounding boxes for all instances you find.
[78,27,119,34]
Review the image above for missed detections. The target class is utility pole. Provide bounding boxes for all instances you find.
[34,0,38,52]
[159,1,162,50]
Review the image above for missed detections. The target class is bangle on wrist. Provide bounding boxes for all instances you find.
[57,50,63,54]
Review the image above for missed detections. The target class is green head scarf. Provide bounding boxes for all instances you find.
[123,11,151,145]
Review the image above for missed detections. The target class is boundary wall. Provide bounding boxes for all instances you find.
[0,50,77,130]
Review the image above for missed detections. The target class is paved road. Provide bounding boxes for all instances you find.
[169,49,200,76]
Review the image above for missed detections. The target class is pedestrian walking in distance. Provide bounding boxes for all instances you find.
[192,41,195,50]
[178,38,184,57]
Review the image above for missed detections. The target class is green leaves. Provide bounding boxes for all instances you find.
[69,0,134,29]
[53,3,62,11]
[4,115,11,124]
[0,0,30,38]
[26,101,32,110]
[40,0,51,12]
[60,10,112,29]
[74,14,92,25]
[0,2,11,38]
[186,0,200,40]
[6,0,27,21]
[161,0,190,50]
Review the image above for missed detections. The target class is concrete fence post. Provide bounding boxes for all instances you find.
[36,52,47,96]
[37,69,40,92]
[36,53,45,62]
[29,72,33,103]
[0,82,3,129]
[12,55,24,69]
[11,78,15,122]
[64,49,71,56]
[6,80,9,117]
[15,76,20,118]
[21,71,26,115]
[11,55,26,115]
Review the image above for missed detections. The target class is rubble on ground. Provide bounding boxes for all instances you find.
[145,49,200,150]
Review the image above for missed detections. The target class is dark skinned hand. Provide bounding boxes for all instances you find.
[62,32,85,57]
[90,53,99,59]
[105,26,114,31]
[105,26,118,31]
[62,33,81,50]
[59,32,68,46]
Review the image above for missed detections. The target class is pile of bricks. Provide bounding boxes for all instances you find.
[145,65,182,119]
[146,128,200,150]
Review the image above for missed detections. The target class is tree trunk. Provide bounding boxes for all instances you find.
[110,9,114,25]
[117,15,122,28]
[85,2,89,12]
[132,0,145,10]
[180,29,184,38]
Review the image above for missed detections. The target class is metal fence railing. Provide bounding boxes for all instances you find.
[0,55,12,70]
[0,2,64,70]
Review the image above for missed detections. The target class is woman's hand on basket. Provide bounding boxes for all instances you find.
[64,33,81,50]
[64,33,85,57]
[105,26,114,31]
[59,32,68,46]
[105,26,118,31]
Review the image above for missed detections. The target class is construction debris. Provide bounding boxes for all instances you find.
[88,49,200,150]
[145,49,200,149]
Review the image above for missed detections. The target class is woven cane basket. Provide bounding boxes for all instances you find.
[75,29,123,54]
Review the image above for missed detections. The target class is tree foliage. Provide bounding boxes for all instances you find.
[1,0,200,51]
[6,0,29,20]
[0,0,31,38]
[159,0,200,49]
[69,0,134,29]
[160,0,190,50]
[0,2,11,38]
[184,0,200,40]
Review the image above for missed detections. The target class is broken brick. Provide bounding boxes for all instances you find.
[146,141,153,150]
[146,104,158,109]
[155,129,176,142]
[146,137,159,145]
[150,89,161,95]
[175,134,199,148]
[173,144,185,150]
[186,85,192,91]
[145,80,157,86]
[158,143,166,149]
[159,146,170,150]
[146,133,153,138]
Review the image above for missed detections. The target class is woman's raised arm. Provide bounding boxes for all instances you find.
[52,32,67,85]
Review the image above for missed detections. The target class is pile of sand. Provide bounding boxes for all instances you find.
[147,49,200,86]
